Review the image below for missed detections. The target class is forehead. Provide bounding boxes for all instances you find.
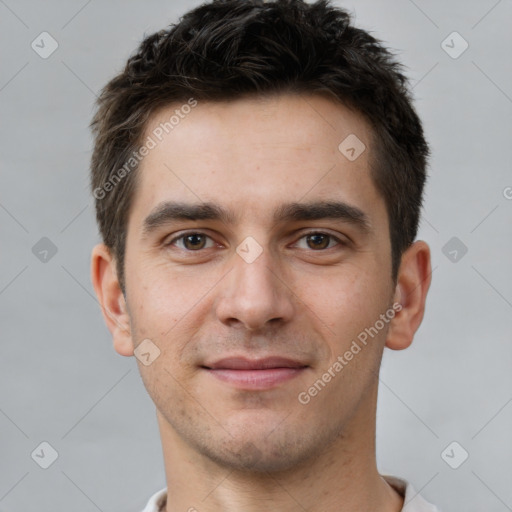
[128,93,383,229]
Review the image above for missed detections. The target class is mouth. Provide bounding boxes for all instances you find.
[201,357,309,390]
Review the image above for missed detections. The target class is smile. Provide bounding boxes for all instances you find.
[203,367,307,390]
[201,356,309,390]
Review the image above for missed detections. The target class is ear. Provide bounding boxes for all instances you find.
[90,243,134,356]
[385,240,431,351]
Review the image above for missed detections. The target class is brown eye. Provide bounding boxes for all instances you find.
[182,234,207,250]
[306,233,331,250]
[295,232,342,251]
[167,232,214,251]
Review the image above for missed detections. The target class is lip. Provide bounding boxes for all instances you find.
[201,357,309,390]
[204,356,307,370]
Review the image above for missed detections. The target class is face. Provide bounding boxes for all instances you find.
[122,93,397,472]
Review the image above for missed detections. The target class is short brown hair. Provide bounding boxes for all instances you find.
[90,0,429,295]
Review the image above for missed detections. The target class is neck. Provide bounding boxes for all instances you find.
[157,383,403,512]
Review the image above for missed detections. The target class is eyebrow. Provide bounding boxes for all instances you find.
[141,200,371,238]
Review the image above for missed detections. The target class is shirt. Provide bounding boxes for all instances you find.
[141,474,441,511]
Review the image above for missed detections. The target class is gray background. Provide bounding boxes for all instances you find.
[1,0,511,511]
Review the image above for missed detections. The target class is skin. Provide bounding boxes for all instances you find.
[91,93,431,512]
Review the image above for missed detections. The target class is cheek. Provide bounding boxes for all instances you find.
[127,262,224,374]
[130,260,208,331]
[298,266,392,352]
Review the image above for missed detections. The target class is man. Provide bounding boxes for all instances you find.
[90,0,439,510]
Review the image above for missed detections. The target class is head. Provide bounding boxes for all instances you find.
[91,0,429,296]
[91,0,431,473]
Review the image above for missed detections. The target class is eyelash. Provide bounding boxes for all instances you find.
[165,231,346,252]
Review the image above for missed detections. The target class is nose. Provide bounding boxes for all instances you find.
[214,244,295,331]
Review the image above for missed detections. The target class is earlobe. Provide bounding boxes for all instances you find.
[385,240,431,351]
[90,243,134,357]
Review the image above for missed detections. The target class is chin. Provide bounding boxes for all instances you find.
[203,442,302,474]
[196,424,323,475]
